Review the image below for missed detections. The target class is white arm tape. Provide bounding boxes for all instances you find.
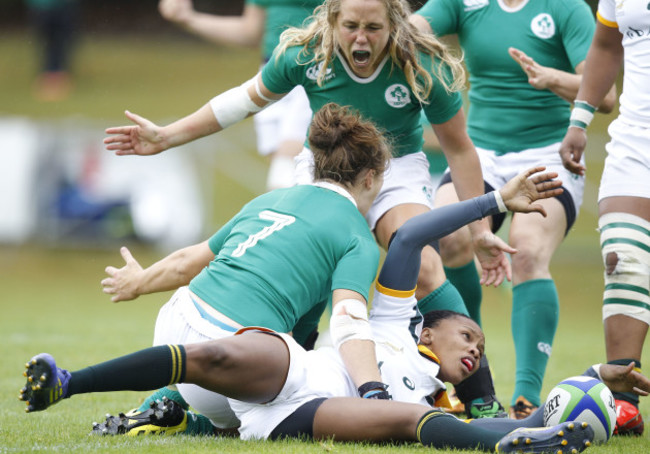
[493,190,507,213]
[330,299,373,350]
[569,107,595,129]
[255,77,278,104]
[209,79,263,129]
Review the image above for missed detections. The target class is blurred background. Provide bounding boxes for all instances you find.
[2,0,646,447]
[0,0,264,252]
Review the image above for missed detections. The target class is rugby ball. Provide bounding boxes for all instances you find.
[543,375,616,443]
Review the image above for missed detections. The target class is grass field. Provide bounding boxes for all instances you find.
[1,32,648,452]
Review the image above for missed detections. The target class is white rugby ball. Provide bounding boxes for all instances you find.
[543,375,616,443]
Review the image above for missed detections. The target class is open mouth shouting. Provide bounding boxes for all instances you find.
[352,50,371,65]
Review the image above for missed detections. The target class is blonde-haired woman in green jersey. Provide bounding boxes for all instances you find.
[106,0,520,379]
[158,0,322,191]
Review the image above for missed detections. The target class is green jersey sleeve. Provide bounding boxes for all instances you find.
[331,234,379,301]
[416,0,461,36]
[556,0,595,69]
[207,216,239,255]
[261,46,304,95]
[421,56,463,124]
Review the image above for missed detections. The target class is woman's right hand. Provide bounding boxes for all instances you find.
[104,110,167,156]
[559,128,588,176]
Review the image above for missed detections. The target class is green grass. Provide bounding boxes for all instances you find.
[1,32,648,452]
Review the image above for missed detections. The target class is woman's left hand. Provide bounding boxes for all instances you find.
[473,232,515,287]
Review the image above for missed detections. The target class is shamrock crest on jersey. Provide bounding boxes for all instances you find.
[385,84,411,108]
[531,13,556,39]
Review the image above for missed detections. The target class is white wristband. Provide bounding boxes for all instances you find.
[494,190,507,213]
[569,100,596,130]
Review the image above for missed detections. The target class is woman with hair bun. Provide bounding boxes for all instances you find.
[99,102,391,430]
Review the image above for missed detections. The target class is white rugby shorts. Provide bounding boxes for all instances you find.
[599,118,650,201]
[294,150,434,230]
[229,332,353,440]
[254,85,312,156]
[473,142,585,213]
[152,287,240,429]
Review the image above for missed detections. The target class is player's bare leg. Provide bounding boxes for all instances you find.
[184,331,289,403]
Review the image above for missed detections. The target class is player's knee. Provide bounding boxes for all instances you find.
[193,341,232,372]
[439,227,473,264]
[600,212,650,323]
[511,247,545,280]
[605,251,618,275]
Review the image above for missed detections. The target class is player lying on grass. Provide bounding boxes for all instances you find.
[21,167,620,452]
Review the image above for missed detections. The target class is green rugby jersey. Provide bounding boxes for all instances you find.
[247,0,322,61]
[417,0,595,152]
[261,45,463,157]
[189,184,379,333]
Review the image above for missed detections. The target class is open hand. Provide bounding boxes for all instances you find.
[508,47,557,90]
[104,110,166,156]
[499,166,564,216]
[600,363,650,396]
[101,247,144,302]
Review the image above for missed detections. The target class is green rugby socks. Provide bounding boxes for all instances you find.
[418,279,469,316]
[511,279,559,406]
[445,262,483,326]
[137,386,189,412]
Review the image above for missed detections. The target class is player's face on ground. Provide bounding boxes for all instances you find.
[335,0,390,78]
[424,317,485,385]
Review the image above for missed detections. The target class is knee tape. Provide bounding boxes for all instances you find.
[599,213,650,324]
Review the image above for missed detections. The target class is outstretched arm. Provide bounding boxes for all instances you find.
[379,167,562,291]
[101,241,215,302]
[159,0,265,48]
[104,74,282,156]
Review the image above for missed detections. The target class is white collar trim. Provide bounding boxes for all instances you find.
[311,181,358,208]
[497,0,529,13]
[335,50,389,84]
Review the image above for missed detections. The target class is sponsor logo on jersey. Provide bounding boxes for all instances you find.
[385,84,411,108]
[403,377,416,390]
[537,341,552,357]
[531,13,555,39]
[306,62,334,82]
[463,0,489,12]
